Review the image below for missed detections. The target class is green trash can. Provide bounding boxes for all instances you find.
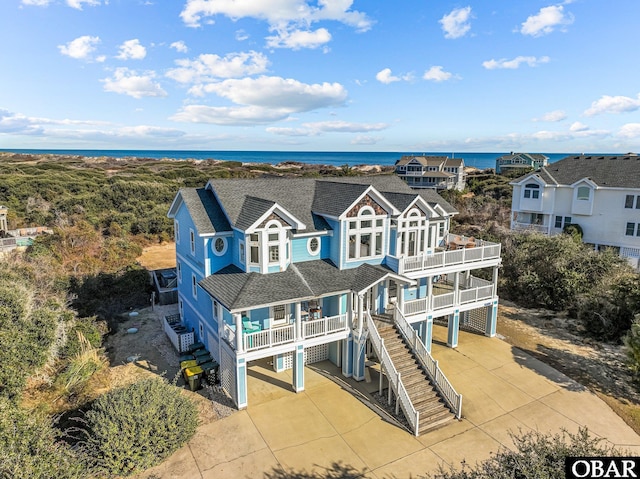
[184,366,203,391]
[199,360,219,384]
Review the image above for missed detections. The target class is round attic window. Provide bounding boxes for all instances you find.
[307,237,320,256]
[212,237,227,256]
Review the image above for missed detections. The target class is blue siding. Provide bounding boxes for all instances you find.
[326,218,341,267]
[208,236,232,274]
[292,237,315,263]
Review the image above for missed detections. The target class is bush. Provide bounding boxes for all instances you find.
[0,397,84,479]
[624,315,640,378]
[85,378,198,476]
[430,427,622,479]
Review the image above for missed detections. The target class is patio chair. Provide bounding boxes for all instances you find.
[242,319,261,333]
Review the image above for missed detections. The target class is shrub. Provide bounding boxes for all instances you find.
[624,315,640,378]
[0,397,85,479]
[84,378,198,476]
[429,427,622,479]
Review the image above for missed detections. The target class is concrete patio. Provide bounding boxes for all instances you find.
[143,325,640,478]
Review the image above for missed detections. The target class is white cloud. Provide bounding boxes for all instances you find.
[533,110,567,122]
[482,55,550,70]
[171,76,348,126]
[194,76,347,112]
[569,121,588,132]
[376,68,400,84]
[266,120,388,137]
[351,135,379,145]
[423,66,453,82]
[439,6,472,39]
[116,39,147,60]
[375,68,413,84]
[166,51,269,84]
[66,0,101,9]
[236,30,249,41]
[618,123,640,139]
[171,105,290,125]
[584,94,640,116]
[170,41,188,53]
[102,68,168,99]
[266,28,331,50]
[179,0,373,42]
[520,4,574,37]
[302,120,388,133]
[0,109,44,135]
[21,0,53,6]
[58,35,101,61]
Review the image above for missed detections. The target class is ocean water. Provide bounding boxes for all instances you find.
[3,149,575,171]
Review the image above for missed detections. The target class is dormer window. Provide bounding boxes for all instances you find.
[249,233,259,265]
[576,186,590,201]
[267,223,280,264]
[524,183,540,199]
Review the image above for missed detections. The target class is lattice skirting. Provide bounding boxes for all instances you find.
[220,348,236,405]
[434,307,488,335]
[281,343,330,370]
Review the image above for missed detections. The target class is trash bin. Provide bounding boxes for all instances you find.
[199,361,219,384]
[196,354,213,365]
[179,353,195,362]
[180,359,197,371]
[194,348,210,358]
[183,366,203,391]
[188,342,205,353]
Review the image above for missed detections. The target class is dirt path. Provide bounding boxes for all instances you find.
[137,242,176,270]
[497,300,640,433]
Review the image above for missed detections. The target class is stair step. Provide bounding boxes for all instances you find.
[419,414,455,434]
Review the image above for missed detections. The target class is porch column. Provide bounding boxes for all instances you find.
[357,293,364,335]
[397,282,404,315]
[492,266,499,297]
[233,312,244,353]
[342,333,353,377]
[292,344,305,392]
[235,357,248,409]
[295,302,302,340]
[447,310,460,348]
[423,315,434,353]
[486,300,498,337]
[346,293,354,329]
[383,279,389,313]
[352,334,366,381]
[453,271,460,304]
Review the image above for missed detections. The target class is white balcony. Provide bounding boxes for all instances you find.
[223,313,349,353]
[512,222,548,234]
[394,234,501,275]
[403,276,495,317]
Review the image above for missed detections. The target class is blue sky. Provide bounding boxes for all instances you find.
[1,0,639,153]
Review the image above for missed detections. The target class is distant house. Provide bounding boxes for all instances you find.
[0,206,52,253]
[495,152,548,174]
[395,156,466,191]
[168,175,502,435]
[510,154,640,269]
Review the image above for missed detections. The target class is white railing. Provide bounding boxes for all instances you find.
[223,323,236,348]
[245,324,295,351]
[400,240,501,274]
[163,314,194,353]
[512,222,548,234]
[303,314,347,339]
[403,276,496,316]
[366,312,419,435]
[394,306,462,419]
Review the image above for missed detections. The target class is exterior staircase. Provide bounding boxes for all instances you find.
[371,314,455,435]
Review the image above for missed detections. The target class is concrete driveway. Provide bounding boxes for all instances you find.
[144,325,640,478]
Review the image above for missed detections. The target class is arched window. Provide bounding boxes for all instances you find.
[347,206,385,260]
[267,222,281,264]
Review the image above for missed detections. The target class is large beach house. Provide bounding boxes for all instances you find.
[395,155,466,191]
[510,154,640,269]
[495,152,549,174]
[168,175,501,435]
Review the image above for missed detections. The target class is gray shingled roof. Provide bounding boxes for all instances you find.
[206,175,457,233]
[178,188,231,235]
[199,260,395,311]
[395,155,463,167]
[515,154,640,188]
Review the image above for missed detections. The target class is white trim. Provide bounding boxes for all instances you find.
[338,186,399,220]
[345,206,386,261]
[292,230,333,238]
[189,228,196,255]
[174,219,180,244]
[239,240,246,266]
[191,273,198,300]
[244,204,306,234]
[177,261,182,284]
[212,236,228,256]
[176,252,203,275]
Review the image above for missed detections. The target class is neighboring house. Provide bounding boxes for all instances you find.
[510,154,640,269]
[395,156,466,191]
[168,175,501,435]
[495,152,549,174]
[0,206,51,253]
